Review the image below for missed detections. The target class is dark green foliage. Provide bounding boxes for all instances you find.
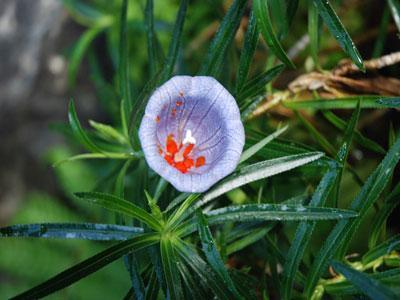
[2,0,400,299]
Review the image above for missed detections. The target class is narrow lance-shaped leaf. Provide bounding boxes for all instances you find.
[177,204,358,237]
[281,162,340,300]
[196,152,324,209]
[196,210,242,299]
[331,260,398,300]
[235,11,259,95]
[368,182,400,249]
[199,0,247,77]
[332,102,360,207]
[253,0,295,68]
[68,100,103,153]
[0,223,143,241]
[160,237,183,300]
[10,233,160,300]
[237,64,285,102]
[325,268,400,296]
[308,0,321,67]
[145,0,161,77]
[312,0,364,70]
[305,133,400,297]
[74,192,162,231]
[160,0,188,82]
[322,110,385,155]
[68,26,106,87]
[284,95,400,110]
[363,234,400,265]
[239,125,288,164]
[387,0,400,32]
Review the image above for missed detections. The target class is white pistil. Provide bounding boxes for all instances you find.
[182,129,196,145]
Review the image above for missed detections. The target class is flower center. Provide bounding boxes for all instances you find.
[159,129,206,174]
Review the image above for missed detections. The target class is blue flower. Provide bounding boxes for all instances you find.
[139,76,245,193]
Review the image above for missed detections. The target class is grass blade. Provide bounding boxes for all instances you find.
[74,192,162,231]
[160,0,188,82]
[199,0,247,77]
[305,133,400,297]
[331,260,398,300]
[377,97,400,107]
[308,0,321,67]
[312,0,364,70]
[235,11,259,95]
[0,223,143,240]
[196,211,242,299]
[281,163,339,300]
[253,0,295,68]
[10,233,159,299]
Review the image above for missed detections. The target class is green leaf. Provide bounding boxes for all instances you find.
[206,204,357,224]
[160,237,183,300]
[167,194,200,230]
[377,97,400,107]
[53,152,136,167]
[305,133,400,297]
[119,0,132,136]
[10,233,159,299]
[387,0,400,32]
[312,0,364,70]
[322,110,386,155]
[68,26,107,87]
[269,0,288,38]
[145,0,163,77]
[0,223,143,240]
[196,211,242,299]
[363,234,400,265]
[331,260,398,300]
[368,182,400,249]
[235,11,259,95]
[325,268,400,296]
[89,120,128,144]
[332,102,360,206]
[239,125,288,164]
[253,0,295,68]
[284,96,400,110]
[285,0,299,27]
[226,226,271,255]
[174,239,238,299]
[160,0,188,82]
[74,192,162,231]
[197,152,324,209]
[237,64,285,102]
[281,164,340,300]
[68,100,103,153]
[295,111,336,156]
[199,0,247,77]
[308,0,321,67]
[62,0,110,26]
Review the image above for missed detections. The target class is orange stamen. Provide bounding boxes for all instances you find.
[183,143,194,157]
[166,135,178,155]
[176,101,183,106]
[155,115,160,123]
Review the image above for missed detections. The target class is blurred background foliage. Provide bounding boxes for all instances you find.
[0,0,399,299]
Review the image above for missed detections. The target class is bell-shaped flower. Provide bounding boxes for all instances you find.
[139,76,245,193]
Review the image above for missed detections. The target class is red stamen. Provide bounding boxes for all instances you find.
[184,158,194,168]
[155,115,160,123]
[176,101,183,106]
[183,144,194,157]
[166,135,178,155]
[171,108,177,116]
[196,156,206,167]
